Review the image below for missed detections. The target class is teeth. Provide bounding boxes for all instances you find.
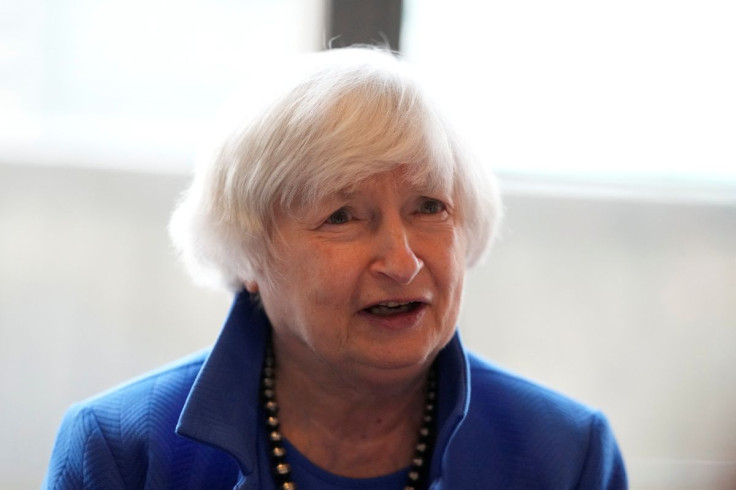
[368,302,416,316]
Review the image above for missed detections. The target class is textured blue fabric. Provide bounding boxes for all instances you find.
[44,292,627,489]
[282,437,409,490]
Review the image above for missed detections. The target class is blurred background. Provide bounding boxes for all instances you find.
[1,0,735,488]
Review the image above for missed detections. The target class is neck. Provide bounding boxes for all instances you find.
[271,341,433,478]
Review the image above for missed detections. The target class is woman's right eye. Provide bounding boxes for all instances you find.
[325,208,351,225]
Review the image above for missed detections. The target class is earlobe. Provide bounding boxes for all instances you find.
[244,280,260,293]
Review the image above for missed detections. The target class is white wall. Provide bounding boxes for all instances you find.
[463,184,736,489]
[1,163,734,488]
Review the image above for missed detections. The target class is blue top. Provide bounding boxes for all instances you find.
[281,438,408,490]
[43,292,627,489]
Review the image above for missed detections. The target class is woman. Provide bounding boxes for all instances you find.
[44,47,627,489]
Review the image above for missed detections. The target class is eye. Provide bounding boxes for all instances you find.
[418,198,446,215]
[325,208,351,225]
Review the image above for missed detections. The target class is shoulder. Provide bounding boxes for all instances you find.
[443,353,627,489]
[44,350,225,489]
[85,348,208,411]
[466,353,595,429]
[70,349,209,442]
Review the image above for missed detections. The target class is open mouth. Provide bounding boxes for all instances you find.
[364,301,423,317]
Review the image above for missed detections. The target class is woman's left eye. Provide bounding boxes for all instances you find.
[418,198,446,215]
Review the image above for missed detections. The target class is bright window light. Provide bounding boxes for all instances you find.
[403,0,736,186]
[0,0,323,172]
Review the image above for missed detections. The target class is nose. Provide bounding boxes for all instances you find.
[370,218,424,285]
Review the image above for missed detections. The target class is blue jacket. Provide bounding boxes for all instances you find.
[44,292,627,489]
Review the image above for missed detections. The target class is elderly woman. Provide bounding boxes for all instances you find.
[44,48,626,489]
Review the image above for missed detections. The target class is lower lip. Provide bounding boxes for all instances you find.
[358,304,427,331]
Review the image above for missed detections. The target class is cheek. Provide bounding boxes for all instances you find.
[437,227,467,276]
[292,244,363,307]
[436,231,467,317]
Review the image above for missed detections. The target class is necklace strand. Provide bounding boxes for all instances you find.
[260,344,437,490]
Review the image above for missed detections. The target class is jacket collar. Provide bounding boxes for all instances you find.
[176,291,471,483]
[432,327,471,481]
[176,291,268,478]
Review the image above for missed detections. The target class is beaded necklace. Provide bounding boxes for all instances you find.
[260,344,437,490]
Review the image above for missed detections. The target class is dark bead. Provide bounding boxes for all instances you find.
[262,346,435,490]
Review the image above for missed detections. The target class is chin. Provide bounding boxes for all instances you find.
[347,349,438,382]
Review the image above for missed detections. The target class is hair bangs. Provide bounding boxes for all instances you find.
[276,79,456,212]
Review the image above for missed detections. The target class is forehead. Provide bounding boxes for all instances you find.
[339,167,442,196]
[312,164,451,209]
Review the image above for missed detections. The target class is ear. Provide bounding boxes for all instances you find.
[243,280,260,293]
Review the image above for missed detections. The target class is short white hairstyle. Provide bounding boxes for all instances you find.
[169,47,502,292]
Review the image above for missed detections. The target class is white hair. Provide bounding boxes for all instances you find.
[169,47,503,292]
